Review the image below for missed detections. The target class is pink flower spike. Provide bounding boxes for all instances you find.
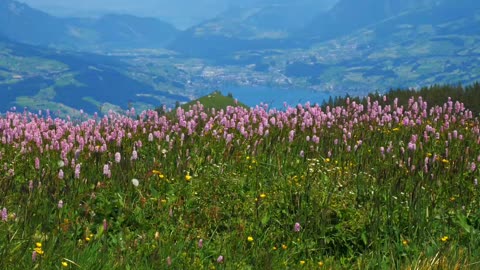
[131,150,138,161]
[115,152,121,163]
[34,157,40,170]
[294,222,301,232]
[32,250,37,262]
[103,218,108,232]
[1,207,7,222]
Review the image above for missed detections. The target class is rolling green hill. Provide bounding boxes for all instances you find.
[181,91,248,110]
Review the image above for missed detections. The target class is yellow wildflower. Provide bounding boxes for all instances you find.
[282,244,287,250]
[185,173,192,181]
[153,170,165,179]
[318,261,324,267]
[441,236,449,242]
[300,260,305,265]
[33,242,44,255]
[62,261,68,267]
[247,236,254,242]
[260,193,266,199]
[33,247,44,255]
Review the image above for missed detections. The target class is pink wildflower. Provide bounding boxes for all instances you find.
[115,152,121,163]
[1,207,7,222]
[294,222,301,232]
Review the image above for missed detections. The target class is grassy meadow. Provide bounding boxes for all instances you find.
[1,93,480,269]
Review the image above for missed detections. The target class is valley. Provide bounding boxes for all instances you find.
[0,0,479,116]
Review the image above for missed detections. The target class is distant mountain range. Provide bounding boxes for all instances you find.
[169,0,480,56]
[0,0,178,51]
[168,0,335,57]
[1,0,480,115]
[277,0,480,91]
[305,0,478,41]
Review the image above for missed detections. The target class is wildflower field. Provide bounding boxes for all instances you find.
[1,95,480,269]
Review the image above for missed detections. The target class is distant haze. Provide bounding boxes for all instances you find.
[16,0,338,29]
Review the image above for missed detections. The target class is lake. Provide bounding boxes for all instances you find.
[216,86,332,109]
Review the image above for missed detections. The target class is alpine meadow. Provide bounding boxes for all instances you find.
[2,0,480,269]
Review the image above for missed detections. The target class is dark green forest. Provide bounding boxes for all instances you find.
[324,82,480,115]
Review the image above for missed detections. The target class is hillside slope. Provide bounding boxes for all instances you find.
[0,37,188,115]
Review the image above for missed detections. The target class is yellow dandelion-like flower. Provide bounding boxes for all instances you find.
[325,158,330,163]
[33,247,44,255]
[282,244,287,250]
[35,242,42,248]
[300,260,305,265]
[318,261,324,267]
[392,127,400,132]
[62,261,68,267]
[247,236,254,242]
[442,159,449,164]
[441,236,449,242]
[402,239,408,246]
[85,237,91,242]
[185,173,192,181]
[272,246,277,251]
[260,193,266,199]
